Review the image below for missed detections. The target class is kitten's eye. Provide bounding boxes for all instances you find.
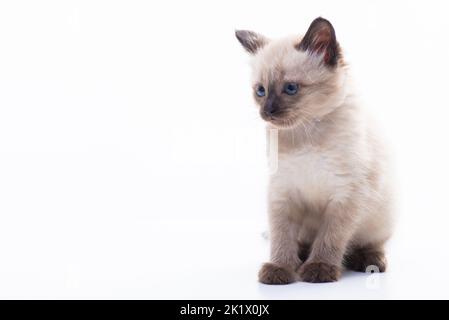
[255,85,266,97]
[283,83,299,95]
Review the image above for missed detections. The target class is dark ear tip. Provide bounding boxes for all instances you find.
[235,29,242,39]
[235,30,248,41]
[314,16,330,22]
[235,30,267,54]
[311,17,334,28]
[298,17,339,66]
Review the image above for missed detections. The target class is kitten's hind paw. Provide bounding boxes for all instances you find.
[344,248,387,273]
[258,262,297,285]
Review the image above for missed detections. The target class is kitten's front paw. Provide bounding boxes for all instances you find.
[299,262,340,283]
[258,262,297,285]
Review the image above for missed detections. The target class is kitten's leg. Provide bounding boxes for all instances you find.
[344,244,387,272]
[259,200,302,285]
[299,200,358,283]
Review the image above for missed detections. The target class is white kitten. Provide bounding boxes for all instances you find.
[236,17,393,283]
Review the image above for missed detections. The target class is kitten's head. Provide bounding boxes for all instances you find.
[236,17,348,129]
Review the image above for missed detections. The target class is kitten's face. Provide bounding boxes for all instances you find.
[236,18,347,129]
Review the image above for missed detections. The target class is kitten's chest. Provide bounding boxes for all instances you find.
[273,148,347,206]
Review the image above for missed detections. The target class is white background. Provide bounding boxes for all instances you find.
[0,0,449,299]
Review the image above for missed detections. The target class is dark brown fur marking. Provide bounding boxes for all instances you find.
[344,247,387,272]
[298,242,311,262]
[296,17,341,67]
[258,263,296,285]
[235,30,266,54]
[299,262,340,283]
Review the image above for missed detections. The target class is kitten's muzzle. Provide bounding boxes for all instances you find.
[262,95,281,117]
[262,108,282,118]
[260,110,289,126]
[260,93,289,124]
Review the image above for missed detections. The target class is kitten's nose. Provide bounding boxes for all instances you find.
[263,103,279,116]
[263,94,279,116]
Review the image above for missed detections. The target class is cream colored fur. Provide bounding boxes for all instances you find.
[238,21,393,283]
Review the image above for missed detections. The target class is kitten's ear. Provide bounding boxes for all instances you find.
[235,30,268,54]
[296,17,340,66]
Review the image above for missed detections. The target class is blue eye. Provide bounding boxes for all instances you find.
[284,83,298,95]
[256,85,265,97]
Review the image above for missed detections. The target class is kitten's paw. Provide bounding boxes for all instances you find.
[299,262,340,283]
[258,262,297,285]
[344,249,387,273]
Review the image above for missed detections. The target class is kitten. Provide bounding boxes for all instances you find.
[236,17,393,283]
